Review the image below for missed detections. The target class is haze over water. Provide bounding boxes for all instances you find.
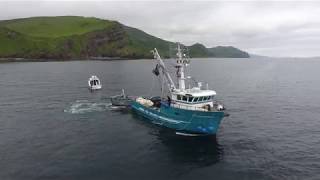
[0,58,320,179]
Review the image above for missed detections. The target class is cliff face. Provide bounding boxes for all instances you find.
[0,16,250,60]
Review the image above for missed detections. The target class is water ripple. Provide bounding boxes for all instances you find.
[64,100,111,114]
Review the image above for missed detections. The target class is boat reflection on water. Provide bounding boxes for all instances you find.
[155,128,223,167]
[131,112,223,168]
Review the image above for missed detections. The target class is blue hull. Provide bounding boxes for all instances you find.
[131,101,224,135]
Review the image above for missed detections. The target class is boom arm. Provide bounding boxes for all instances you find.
[152,48,176,90]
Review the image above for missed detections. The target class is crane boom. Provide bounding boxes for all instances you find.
[152,48,176,90]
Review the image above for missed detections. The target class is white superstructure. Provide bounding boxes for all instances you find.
[152,43,221,111]
[88,75,102,90]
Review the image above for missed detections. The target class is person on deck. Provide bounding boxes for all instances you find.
[167,96,171,106]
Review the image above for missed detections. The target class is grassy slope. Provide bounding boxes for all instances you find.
[3,16,111,38]
[123,26,175,58]
[0,16,121,59]
[0,16,250,59]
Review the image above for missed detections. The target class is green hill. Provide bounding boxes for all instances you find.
[208,46,249,58]
[188,43,211,57]
[0,16,249,60]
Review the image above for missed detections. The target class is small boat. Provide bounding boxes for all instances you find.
[110,89,132,107]
[130,43,226,135]
[88,75,102,90]
[111,91,132,107]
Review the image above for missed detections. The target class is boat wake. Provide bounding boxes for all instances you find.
[64,100,112,114]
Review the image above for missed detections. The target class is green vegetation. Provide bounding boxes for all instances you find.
[208,46,249,58]
[188,43,211,57]
[3,16,111,38]
[0,16,250,60]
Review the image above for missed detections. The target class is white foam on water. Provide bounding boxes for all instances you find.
[175,132,205,137]
[64,100,112,114]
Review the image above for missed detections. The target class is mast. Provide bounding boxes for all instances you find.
[175,43,187,90]
[152,48,176,90]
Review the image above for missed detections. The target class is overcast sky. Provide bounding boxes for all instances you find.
[1,1,320,57]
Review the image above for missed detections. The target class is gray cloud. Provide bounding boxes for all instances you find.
[1,1,320,57]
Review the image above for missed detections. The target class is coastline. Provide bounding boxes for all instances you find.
[0,56,252,63]
[0,57,131,62]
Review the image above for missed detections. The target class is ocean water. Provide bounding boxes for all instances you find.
[0,58,320,180]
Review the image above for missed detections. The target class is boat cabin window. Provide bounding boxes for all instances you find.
[182,96,188,101]
[176,95,213,103]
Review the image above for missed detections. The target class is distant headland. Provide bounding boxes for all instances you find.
[0,16,250,60]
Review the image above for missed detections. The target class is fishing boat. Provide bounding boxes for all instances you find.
[131,43,225,135]
[88,75,102,90]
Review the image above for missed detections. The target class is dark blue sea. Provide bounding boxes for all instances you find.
[1,58,320,180]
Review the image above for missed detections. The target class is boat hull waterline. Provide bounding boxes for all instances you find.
[131,101,224,135]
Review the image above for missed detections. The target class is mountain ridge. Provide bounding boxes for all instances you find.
[0,16,250,60]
